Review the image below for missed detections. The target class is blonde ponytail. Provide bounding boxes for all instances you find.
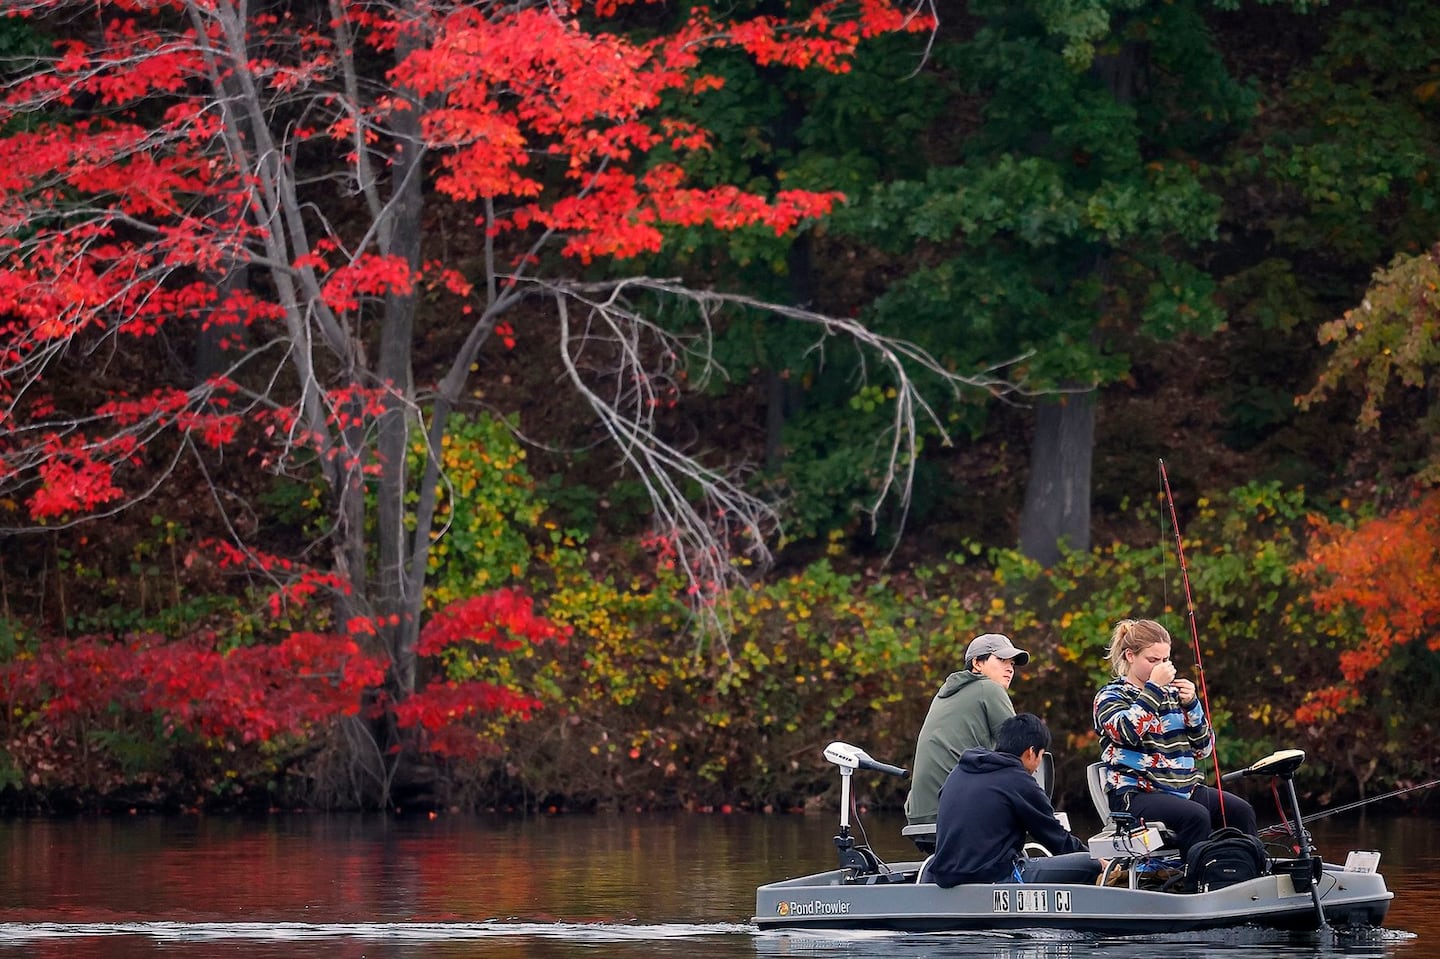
[1106,619,1172,677]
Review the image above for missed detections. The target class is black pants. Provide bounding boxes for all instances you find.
[1113,785,1258,857]
[1019,851,1103,884]
[923,851,1101,886]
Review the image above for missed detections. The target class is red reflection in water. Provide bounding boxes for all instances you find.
[0,810,1433,958]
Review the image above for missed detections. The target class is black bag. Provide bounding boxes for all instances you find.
[1183,827,1268,892]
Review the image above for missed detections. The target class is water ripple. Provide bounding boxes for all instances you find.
[0,920,753,944]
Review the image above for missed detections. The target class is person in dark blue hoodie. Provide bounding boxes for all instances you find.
[926,713,1101,887]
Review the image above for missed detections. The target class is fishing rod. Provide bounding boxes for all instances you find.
[1158,459,1231,821]
[1262,776,1440,831]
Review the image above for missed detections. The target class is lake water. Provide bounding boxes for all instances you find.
[0,806,1431,959]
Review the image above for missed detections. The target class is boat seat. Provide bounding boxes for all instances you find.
[1084,761,1112,824]
[1085,762,1180,875]
[902,822,936,854]
[1085,762,1175,837]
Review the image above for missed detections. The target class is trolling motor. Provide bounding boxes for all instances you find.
[823,742,907,878]
[1223,748,1327,929]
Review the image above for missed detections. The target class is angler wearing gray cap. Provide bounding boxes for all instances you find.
[904,633,1030,831]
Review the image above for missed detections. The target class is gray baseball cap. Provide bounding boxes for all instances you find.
[965,633,1030,667]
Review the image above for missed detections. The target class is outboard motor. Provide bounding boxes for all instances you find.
[823,742,907,879]
[1222,748,1326,928]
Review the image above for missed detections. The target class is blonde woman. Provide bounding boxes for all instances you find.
[1092,619,1257,857]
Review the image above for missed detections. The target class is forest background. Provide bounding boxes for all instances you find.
[1,0,1438,818]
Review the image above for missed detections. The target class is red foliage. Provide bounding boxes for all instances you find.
[389,589,571,757]
[416,588,569,657]
[0,0,923,526]
[1294,489,1440,722]
[28,446,126,518]
[1,583,566,782]
[4,630,387,744]
[0,0,925,791]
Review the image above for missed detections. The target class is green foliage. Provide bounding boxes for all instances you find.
[256,474,329,540]
[0,750,19,793]
[33,519,268,641]
[413,412,545,607]
[1212,260,1333,455]
[1229,1,1440,268]
[837,0,1239,404]
[471,481,1387,811]
[2,451,1423,812]
[771,384,924,542]
[0,616,24,661]
[646,30,947,288]
[86,726,179,778]
[540,470,652,535]
[623,28,960,552]
[482,550,991,809]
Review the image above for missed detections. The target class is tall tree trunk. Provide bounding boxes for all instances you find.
[1016,35,1142,567]
[1017,391,1094,566]
[375,22,428,699]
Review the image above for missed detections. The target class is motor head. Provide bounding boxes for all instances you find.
[823,742,907,777]
[1222,748,1306,784]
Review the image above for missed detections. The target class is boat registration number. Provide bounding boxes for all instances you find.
[992,889,1073,913]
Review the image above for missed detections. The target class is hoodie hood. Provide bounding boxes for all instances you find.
[955,747,1026,776]
[936,669,988,699]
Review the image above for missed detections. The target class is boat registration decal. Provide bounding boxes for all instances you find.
[776,899,852,917]
[992,889,1070,913]
[1016,889,1049,912]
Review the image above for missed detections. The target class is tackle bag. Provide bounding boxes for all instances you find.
[1182,826,1269,892]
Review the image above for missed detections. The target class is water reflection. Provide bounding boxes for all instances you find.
[0,922,1418,959]
[0,811,1431,958]
[755,926,1418,959]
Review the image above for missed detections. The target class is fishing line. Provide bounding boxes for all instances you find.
[1265,777,1440,830]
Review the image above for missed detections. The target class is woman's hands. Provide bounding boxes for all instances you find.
[1150,660,1176,687]
[1149,661,1197,705]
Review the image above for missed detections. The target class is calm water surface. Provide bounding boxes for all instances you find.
[0,807,1431,959]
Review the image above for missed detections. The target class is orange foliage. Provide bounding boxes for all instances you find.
[1294,489,1440,722]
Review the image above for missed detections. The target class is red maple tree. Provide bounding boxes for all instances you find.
[1294,489,1440,723]
[0,0,1005,800]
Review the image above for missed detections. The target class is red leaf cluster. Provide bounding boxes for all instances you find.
[1,583,568,782]
[1294,489,1440,722]
[0,0,922,521]
[4,631,387,744]
[416,587,570,657]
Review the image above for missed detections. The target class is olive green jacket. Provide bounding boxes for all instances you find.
[903,670,1015,825]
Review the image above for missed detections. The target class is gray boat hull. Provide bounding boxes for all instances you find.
[753,860,1392,933]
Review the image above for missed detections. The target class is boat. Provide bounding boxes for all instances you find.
[753,742,1392,934]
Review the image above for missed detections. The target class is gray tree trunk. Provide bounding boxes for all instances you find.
[1017,392,1095,566]
[373,16,429,699]
[1015,36,1139,568]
